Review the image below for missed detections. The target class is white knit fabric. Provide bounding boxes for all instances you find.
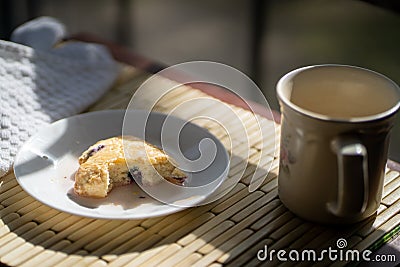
[0,18,118,177]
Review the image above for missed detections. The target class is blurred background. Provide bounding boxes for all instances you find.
[1,0,400,160]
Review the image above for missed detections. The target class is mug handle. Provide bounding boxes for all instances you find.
[328,136,369,217]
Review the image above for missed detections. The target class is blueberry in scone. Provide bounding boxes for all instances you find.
[74,136,187,198]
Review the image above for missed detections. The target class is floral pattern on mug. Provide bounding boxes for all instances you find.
[280,135,296,174]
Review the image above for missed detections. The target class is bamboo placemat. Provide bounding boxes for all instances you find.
[1,66,400,267]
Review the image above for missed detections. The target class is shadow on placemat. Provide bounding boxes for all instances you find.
[1,162,399,266]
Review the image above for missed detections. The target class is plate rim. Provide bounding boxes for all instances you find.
[13,109,229,220]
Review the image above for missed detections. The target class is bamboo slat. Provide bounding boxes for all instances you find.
[1,65,400,267]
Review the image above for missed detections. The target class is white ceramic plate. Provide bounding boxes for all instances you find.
[14,110,229,220]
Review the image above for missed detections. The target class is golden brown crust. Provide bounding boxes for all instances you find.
[74,136,187,198]
[74,163,110,198]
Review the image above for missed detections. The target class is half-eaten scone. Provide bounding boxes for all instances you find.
[74,136,187,198]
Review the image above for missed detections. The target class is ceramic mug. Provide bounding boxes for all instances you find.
[277,65,400,224]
